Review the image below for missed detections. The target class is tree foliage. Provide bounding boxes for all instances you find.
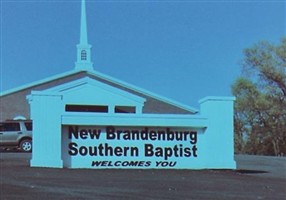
[232,38,286,156]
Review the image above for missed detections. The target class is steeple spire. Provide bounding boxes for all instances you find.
[80,0,88,45]
[75,0,93,71]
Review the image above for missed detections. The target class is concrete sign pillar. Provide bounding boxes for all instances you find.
[28,92,64,168]
[199,96,236,169]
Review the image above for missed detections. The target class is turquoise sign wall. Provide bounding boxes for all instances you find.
[28,77,236,169]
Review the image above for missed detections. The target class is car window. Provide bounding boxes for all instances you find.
[25,122,32,131]
[1,123,20,132]
[0,124,4,131]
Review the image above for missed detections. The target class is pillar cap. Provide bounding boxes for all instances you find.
[199,96,236,104]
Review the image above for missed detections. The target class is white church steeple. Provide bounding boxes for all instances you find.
[75,0,93,71]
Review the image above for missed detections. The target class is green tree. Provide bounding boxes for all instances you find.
[232,38,286,156]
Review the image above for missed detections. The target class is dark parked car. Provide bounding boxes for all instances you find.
[0,120,32,152]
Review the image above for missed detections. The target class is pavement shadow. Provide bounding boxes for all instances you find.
[210,169,269,176]
[236,169,269,174]
[0,148,28,153]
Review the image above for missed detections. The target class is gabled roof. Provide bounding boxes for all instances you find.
[0,69,79,97]
[42,77,146,104]
[0,69,198,113]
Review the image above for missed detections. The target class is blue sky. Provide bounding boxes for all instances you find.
[0,0,285,107]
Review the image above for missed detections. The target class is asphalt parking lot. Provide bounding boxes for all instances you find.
[0,153,285,200]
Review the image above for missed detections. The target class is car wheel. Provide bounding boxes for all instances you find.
[20,139,32,152]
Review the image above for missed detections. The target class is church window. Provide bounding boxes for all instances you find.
[81,50,87,60]
[115,106,136,114]
[66,105,108,113]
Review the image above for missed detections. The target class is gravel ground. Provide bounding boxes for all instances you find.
[0,153,285,200]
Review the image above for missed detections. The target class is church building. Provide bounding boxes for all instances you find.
[0,0,197,121]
